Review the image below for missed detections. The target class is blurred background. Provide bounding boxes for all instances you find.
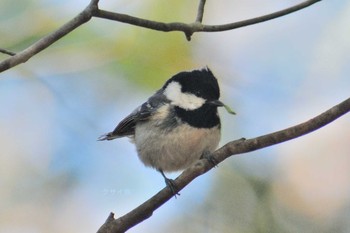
[1,0,350,232]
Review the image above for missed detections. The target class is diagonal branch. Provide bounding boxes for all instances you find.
[0,0,99,73]
[0,48,16,56]
[97,97,350,233]
[200,0,322,32]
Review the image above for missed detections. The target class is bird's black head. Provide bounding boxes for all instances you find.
[162,67,222,128]
[163,67,220,102]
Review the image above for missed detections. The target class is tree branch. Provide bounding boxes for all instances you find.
[0,48,16,56]
[195,0,207,23]
[97,97,350,233]
[0,0,98,73]
[200,0,322,32]
[0,0,321,73]
[93,0,321,38]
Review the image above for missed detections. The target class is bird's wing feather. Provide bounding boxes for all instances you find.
[98,91,168,140]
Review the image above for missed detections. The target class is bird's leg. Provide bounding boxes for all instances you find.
[158,169,180,197]
[201,150,218,167]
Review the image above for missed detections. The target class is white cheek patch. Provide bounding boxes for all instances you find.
[164,81,205,110]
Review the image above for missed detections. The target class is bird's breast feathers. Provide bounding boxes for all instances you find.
[134,120,221,171]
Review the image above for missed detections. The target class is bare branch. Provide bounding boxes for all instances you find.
[93,0,321,39]
[0,0,98,73]
[97,97,350,233]
[0,0,320,72]
[0,48,16,56]
[201,0,322,32]
[93,9,195,35]
[195,0,207,23]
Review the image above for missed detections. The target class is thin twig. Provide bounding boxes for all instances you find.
[0,48,16,56]
[195,0,207,23]
[94,10,191,33]
[201,0,322,32]
[97,97,350,233]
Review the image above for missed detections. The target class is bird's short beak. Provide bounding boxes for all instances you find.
[208,100,236,115]
[208,100,225,107]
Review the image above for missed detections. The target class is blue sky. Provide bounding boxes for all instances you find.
[1,1,350,232]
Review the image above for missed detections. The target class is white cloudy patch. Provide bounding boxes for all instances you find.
[164,81,205,110]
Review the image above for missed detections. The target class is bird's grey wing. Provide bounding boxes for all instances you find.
[98,91,168,140]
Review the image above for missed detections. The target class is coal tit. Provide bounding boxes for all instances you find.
[99,67,233,193]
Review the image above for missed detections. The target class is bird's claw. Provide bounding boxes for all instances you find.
[159,170,180,197]
[164,177,180,197]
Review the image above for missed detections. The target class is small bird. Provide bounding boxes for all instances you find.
[99,67,234,194]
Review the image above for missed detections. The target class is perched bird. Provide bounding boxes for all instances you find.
[99,67,234,193]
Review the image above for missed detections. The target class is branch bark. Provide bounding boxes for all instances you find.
[0,0,98,73]
[93,0,321,38]
[195,0,207,23]
[0,48,16,56]
[0,0,321,73]
[97,97,350,233]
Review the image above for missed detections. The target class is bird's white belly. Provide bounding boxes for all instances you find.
[134,123,220,172]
